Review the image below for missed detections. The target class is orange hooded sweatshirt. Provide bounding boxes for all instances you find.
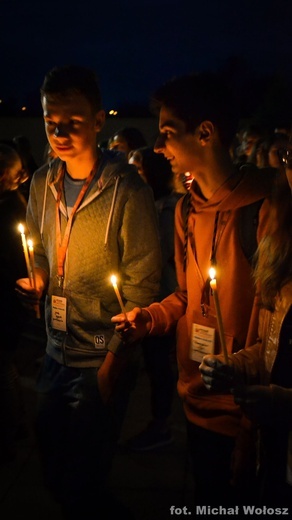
[146,165,275,437]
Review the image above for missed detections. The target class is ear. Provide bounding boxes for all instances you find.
[198,121,215,144]
[94,110,106,133]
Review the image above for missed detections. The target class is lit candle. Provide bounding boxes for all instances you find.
[27,239,36,288]
[27,239,41,320]
[18,223,32,285]
[209,267,229,365]
[110,275,128,321]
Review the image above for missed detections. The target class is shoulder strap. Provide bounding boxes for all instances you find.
[238,198,264,265]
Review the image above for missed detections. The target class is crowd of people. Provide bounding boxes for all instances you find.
[0,64,291,518]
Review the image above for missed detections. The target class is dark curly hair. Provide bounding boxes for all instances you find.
[150,72,238,149]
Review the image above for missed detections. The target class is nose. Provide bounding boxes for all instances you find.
[53,125,66,138]
[154,134,165,153]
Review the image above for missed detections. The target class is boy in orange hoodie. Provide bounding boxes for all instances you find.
[112,72,275,507]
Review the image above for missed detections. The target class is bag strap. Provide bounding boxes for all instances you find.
[238,198,264,265]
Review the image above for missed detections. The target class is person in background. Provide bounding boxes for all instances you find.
[108,126,147,159]
[112,72,275,507]
[12,135,38,200]
[274,121,291,139]
[127,146,183,450]
[199,143,292,508]
[0,143,29,464]
[234,123,266,166]
[15,65,161,520]
[249,132,290,170]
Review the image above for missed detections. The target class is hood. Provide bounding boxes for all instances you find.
[190,164,276,213]
[47,148,134,192]
[39,148,137,244]
[96,148,136,188]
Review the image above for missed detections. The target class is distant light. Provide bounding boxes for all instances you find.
[109,109,118,116]
[0,99,2,104]
[21,106,27,111]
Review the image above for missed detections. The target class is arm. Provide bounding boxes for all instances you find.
[111,192,187,339]
[100,307,153,403]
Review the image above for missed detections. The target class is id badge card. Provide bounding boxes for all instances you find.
[190,323,215,363]
[51,295,67,331]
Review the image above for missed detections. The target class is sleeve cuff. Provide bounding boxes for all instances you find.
[107,331,128,357]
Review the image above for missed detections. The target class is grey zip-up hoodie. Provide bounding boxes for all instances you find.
[27,150,162,367]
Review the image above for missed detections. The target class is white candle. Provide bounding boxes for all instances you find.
[18,223,32,285]
[209,267,229,365]
[27,239,36,288]
[110,275,128,321]
[27,238,41,320]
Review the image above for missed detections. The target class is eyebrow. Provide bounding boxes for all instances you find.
[160,119,177,130]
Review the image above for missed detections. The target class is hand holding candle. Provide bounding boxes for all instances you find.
[110,275,128,321]
[18,225,41,319]
[209,267,229,365]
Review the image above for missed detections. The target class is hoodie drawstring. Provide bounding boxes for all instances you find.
[104,175,120,251]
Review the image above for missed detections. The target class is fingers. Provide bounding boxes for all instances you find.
[116,323,143,345]
[111,313,127,324]
[200,357,233,379]
[16,277,34,292]
[111,307,140,324]
[200,373,228,392]
[200,360,234,393]
[200,375,213,391]
[201,355,220,368]
[199,364,214,389]
[15,285,39,303]
[113,318,133,330]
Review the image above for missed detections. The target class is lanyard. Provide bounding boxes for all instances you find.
[210,211,220,266]
[200,210,220,316]
[55,165,96,286]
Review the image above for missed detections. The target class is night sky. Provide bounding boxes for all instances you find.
[1,0,292,113]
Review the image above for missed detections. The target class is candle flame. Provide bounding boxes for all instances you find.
[18,223,25,234]
[209,267,216,280]
[110,274,117,286]
[27,239,33,249]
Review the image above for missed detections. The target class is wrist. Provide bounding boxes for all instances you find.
[142,308,153,334]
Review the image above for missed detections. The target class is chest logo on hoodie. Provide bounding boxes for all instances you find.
[94,334,106,349]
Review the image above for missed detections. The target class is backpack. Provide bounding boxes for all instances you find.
[181,192,264,271]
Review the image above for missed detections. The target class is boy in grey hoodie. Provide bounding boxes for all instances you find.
[16,65,161,519]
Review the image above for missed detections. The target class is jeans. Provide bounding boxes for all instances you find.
[35,354,133,516]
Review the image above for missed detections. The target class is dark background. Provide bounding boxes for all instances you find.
[1,0,292,123]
